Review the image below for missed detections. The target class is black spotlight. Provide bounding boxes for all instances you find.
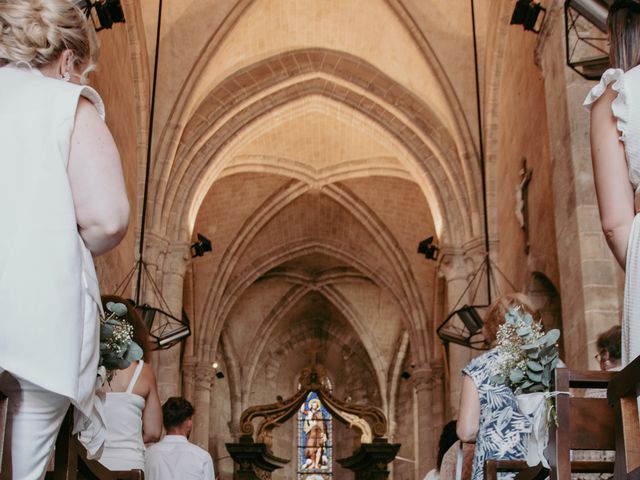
[191,233,212,258]
[511,0,546,33]
[401,371,412,380]
[215,371,225,379]
[79,0,126,32]
[418,236,439,261]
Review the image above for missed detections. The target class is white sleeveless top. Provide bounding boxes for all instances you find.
[585,66,640,365]
[97,360,147,471]
[0,65,107,446]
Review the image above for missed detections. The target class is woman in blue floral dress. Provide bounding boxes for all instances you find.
[457,294,533,479]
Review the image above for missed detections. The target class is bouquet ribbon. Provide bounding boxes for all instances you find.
[517,391,569,468]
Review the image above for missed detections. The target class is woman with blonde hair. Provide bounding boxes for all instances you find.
[0,1,129,478]
[584,0,640,365]
[457,293,535,479]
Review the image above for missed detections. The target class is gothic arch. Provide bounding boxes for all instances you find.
[150,49,482,246]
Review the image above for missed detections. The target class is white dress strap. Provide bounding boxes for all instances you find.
[126,360,144,394]
[583,68,629,142]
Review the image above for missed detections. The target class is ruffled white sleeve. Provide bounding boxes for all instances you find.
[583,68,628,142]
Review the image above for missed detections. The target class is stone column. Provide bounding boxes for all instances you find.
[191,362,214,450]
[438,248,472,416]
[182,356,197,403]
[155,241,190,401]
[412,366,434,478]
[430,358,445,450]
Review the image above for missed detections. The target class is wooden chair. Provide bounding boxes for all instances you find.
[607,355,640,480]
[46,408,143,480]
[547,368,616,479]
[484,459,548,480]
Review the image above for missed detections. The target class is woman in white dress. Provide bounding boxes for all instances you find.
[95,296,162,471]
[0,1,129,478]
[584,0,640,365]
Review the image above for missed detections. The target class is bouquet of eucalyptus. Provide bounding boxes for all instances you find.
[489,307,560,394]
[489,306,561,468]
[99,301,143,384]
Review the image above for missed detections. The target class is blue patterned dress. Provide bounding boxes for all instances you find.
[463,349,531,479]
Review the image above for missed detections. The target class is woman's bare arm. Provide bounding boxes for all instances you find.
[456,374,480,442]
[590,86,636,269]
[141,363,163,443]
[68,98,129,256]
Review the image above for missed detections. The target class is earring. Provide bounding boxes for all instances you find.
[61,71,71,82]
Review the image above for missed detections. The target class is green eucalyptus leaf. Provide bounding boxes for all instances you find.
[510,368,525,383]
[124,342,144,362]
[523,313,533,325]
[545,329,561,347]
[517,326,531,336]
[527,360,543,371]
[528,370,542,383]
[106,302,128,317]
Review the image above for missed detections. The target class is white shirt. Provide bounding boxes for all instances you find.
[145,435,215,480]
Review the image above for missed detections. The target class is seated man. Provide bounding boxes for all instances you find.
[145,397,215,480]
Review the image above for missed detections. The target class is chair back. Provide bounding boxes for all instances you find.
[607,355,640,479]
[548,368,616,479]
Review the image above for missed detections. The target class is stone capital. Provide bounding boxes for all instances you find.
[411,367,434,393]
[437,247,466,281]
[194,364,215,387]
[164,242,191,277]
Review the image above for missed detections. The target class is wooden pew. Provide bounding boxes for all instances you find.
[607,355,640,480]
[547,368,616,479]
[46,408,143,480]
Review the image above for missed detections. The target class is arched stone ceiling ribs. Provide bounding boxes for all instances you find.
[197,179,431,365]
[239,283,389,413]
[149,49,481,246]
[150,2,481,237]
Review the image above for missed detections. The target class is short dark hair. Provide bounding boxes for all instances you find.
[437,420,458,470]
[596,325,622,360]
[162,397,195,430]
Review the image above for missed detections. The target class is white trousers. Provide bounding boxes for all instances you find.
[0,369,70,480]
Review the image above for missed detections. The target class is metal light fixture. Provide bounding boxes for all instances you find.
[78,0,126,31]
[136,303,191,350]
[565,0,611,80]
[191,233,212,258]
[511,0,547,33]
[417,236,439,261]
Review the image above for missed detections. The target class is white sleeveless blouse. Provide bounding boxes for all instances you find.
[97,360,147,471]
[0,65,106,447]
[585,66,640,365]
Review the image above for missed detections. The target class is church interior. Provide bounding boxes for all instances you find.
[85,0,623,478]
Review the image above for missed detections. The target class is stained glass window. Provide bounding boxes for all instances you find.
[297,392,333,480]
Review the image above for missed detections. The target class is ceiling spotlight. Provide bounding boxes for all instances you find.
[215,371,225,379]
[401,371,412,380]
[191,233,212,258]
[418,236,439,261]
[510,0,546,33]
[79,0,126,32]
[212,361,219,369]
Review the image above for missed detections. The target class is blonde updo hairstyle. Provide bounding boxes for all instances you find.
[482,293,537,346]
[0,0,99,83]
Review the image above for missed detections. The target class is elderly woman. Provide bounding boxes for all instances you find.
[457,293,534,480]
[0,1,129,477]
